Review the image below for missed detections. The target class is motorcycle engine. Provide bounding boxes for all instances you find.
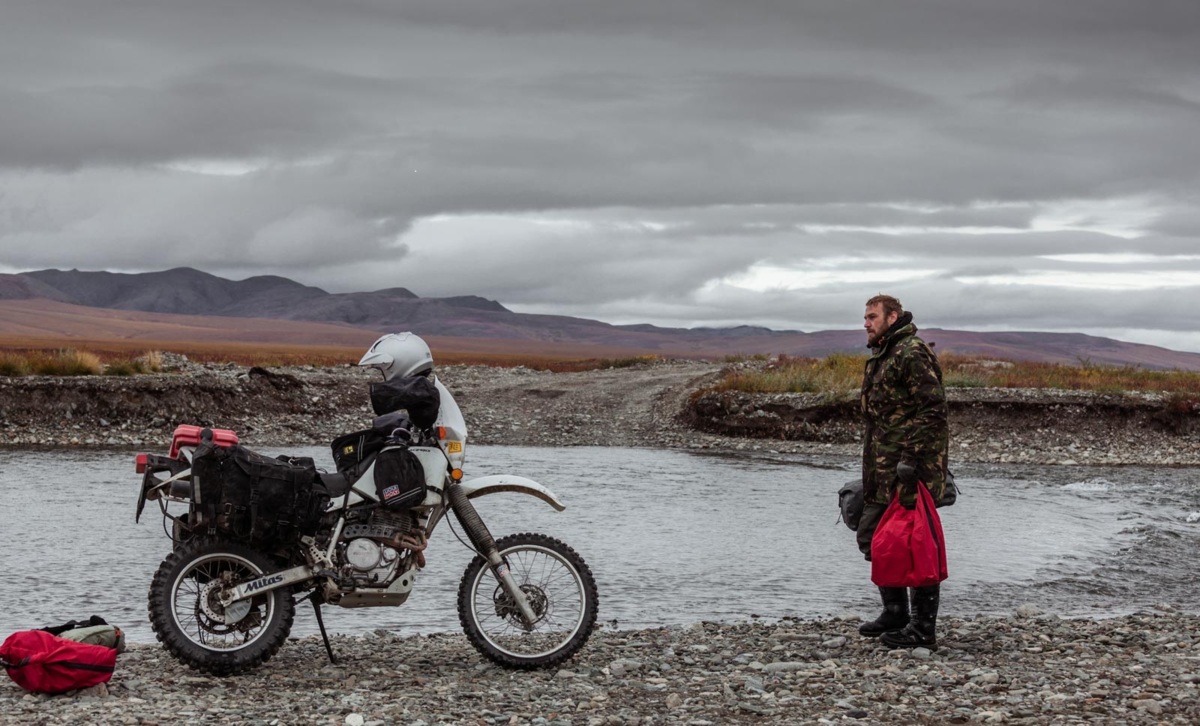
[344,538,400,581]
[337,509,418,587]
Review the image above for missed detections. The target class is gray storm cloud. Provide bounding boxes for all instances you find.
[1,0,1198,351]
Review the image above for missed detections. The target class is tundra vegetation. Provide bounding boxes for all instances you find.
[714,353,1200,401]
[0,337,658,375]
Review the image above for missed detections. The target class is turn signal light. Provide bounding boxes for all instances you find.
[135,454,148,474]
[437,426,446,440]
[450,468,463,482]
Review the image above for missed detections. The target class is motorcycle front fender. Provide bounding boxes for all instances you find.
[457,475,566,512]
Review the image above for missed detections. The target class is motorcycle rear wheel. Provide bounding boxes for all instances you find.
[148,538,294,675]
[457,532,598,669]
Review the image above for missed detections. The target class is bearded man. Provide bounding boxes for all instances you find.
[857,294,949,650]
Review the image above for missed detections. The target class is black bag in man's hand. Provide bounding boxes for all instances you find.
[838,479,865,531]
[838,469,958,530]
[939,469,959,507]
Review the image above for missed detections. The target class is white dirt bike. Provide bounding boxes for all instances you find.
[134,409,598,676]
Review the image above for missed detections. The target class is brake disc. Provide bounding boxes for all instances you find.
[493,583,548,624]
[198,580,251,624]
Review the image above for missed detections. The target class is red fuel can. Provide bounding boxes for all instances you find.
[168,424,239,458]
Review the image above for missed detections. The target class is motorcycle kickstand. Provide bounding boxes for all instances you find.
[300,591,337,664]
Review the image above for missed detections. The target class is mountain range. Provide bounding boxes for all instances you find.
[2,267,1199,370]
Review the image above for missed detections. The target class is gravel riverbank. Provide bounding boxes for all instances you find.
[5,611,1198,725]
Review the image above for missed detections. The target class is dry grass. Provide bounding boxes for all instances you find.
[0,352,32,376]
[141,350,163,371]
[714,353,864,393]
[0,349,104,376]
[941,354,1200,394]
[0,348,167,377]
[712,352,1200,396]
[0,335,366,369]
[104,357,160,376]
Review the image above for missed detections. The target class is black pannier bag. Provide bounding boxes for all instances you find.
[330,428,388,479]
[369,375,440,429]
[190,440,329,545]
[374,447,427,509]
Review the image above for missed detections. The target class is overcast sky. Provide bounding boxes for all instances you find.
[2,1,1199,352]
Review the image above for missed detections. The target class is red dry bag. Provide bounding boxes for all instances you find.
[1,630,117,694]
[870,481,949,588]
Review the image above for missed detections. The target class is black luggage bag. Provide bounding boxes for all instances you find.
[331,428,389,480]
[368,375,440,428]
[190,438,329,545]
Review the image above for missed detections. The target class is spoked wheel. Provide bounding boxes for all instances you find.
[148,538,294,675]
[457,532,598,669]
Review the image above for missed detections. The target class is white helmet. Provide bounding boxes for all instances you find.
[358,332,434,381]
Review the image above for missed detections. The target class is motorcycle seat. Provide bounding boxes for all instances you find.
[319,472,354,498]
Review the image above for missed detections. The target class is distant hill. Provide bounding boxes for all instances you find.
[3,267,1200,370]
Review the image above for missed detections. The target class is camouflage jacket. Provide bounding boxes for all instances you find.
[861,315,949,505]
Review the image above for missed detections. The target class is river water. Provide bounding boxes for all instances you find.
[1,446,1197,643]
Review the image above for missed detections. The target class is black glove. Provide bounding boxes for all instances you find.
[896,460,919,509]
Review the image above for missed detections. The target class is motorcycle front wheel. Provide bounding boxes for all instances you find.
[148,538,295,676]
[457,532,598,669]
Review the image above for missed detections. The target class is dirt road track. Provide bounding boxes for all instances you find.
[443,360,726,448]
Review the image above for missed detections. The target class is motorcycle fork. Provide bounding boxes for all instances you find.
[446,481,539,628]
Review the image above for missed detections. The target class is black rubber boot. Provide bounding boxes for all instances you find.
[858,587,909,637]
[881,584,939,651]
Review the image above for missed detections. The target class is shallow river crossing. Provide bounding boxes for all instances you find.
[1,445,1197,643]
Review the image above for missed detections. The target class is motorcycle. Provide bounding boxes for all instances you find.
[133,402,598,676]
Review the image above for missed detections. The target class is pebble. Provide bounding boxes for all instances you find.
[1015,603,1043,618]
[762,662,807,673]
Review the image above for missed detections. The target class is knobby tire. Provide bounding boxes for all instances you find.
[147,538,295,676]
[457,532,599,670]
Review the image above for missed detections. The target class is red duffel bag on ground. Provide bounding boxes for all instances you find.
[1,629,117,694]
[871,481,949,588]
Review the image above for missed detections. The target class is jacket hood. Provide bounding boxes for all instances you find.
[869,311,916,351]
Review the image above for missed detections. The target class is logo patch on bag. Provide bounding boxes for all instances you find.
[374,448,427,510]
